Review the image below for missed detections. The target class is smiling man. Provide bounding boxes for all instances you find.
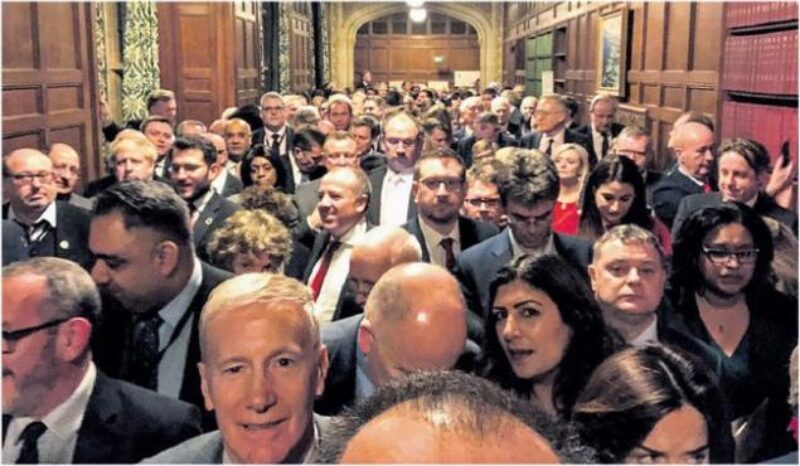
[144,273,330,464]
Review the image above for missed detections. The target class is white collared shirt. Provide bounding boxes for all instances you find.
[508,229,557,260]
[8,201,57,243]
[539,128,566,154]
[3,363,97,464]
[630,316,660,347]
[591,125,609,160]
[417,215,460,269]
[157,257,204,399]
[211,167,230,195]
[379,169,414,226]
[677,166,707,187]
[265,125,301,184]
[310,220,368,325]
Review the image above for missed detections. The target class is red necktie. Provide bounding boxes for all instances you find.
[703,182,713,193]
[309,240,340,301]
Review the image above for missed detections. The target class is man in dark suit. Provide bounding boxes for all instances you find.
[169,136,241,263]
[652,121,717,228]
[367,111,422,226]
[2,257,201,463]
[404,148,498,270]
[88,181,232,413]
[575,93,625,161]
[48,143,93,210]
[454,148,592,342]
[203,133,243,198]
[315,263,470,416]
[672,137,798,236]
[351,115,386,173]
[612,125,663,207]
[2,220,28,264]
[519,96,538,138]
[252,92,301,193]
[520,94,596,165]
[303,167,371,326]
[2,149,92,269]
[143,274,330,464]
[455,112,519,167]
[452,96,485,143]
[100,88,176,143]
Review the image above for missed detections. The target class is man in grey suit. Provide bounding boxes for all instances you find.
[145,273,331,464]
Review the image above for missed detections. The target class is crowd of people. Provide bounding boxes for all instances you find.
[2,73,798,464]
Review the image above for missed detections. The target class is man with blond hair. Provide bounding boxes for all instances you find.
[145,273,330,464]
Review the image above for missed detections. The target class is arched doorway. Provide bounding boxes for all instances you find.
[354,12,480,88]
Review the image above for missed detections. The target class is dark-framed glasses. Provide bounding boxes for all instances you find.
[701,247,759,265]
[3,317,71,344]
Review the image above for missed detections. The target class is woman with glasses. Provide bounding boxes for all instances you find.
[670,203,797,462]
[551,143,590,235]
[578,155,671,253]
[239,144,289,192]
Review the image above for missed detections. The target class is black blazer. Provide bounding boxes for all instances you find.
[453,232,592,344]
[672,191,798,238]
[651,169,707,229]
[519,128,597,166]
[92,262,233,415]
[574,122,625,159]
[403,215,499,266]
[252,126,297,193]
[2,220,28,265]
[193,191,241,262]
[2,201,92,270]
[216,172,244,198]
[455,132,519,167]
[102,119,143,143]
[366,166,417,226]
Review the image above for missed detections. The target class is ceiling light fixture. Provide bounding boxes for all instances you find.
[409,7,427,23]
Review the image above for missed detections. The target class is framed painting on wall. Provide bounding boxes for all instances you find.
[596,8,629,97]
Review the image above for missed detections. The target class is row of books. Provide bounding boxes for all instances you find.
[722,29,798,95]
[726,2,798,29]
[721,101,797,163]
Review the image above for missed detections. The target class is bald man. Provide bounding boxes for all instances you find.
[48,143,93,210]
[652,121,717,227]
[315,262,474,416]
[2,149,92,268]
[202,132,243,197]
[314,371,592,463]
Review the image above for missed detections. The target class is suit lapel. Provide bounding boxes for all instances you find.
[302,231,331,282]
[406,218,430,262]
[459,217,478,250]
[193,193,221,248]
[74,373,122,463]
[367,167,386,224]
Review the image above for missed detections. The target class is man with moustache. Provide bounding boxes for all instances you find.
[47,143,93,210]
[89,181,232,412]
[2,149,92,269]
[169,136,240,262]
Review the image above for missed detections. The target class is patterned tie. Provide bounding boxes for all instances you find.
[16,421,47,464]
[131,313,163,391]
[440,237,456,270]
[271,134,281,156]
[309,240,341,301]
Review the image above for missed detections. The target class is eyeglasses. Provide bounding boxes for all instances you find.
[262,106,284,113]
[4,171,53,184]
[420,177,464,192]
[3,317,71,345]
[465,197,501,208]
[702,247,760,265]
[384,138,417,148]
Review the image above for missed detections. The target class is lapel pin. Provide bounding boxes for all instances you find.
[59,240,70,250]
[205,218,213,226]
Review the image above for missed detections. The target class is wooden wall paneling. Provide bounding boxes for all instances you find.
[234,2,260,106]
[2,2,101,186]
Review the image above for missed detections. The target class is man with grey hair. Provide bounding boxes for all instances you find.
[576,93,625,160]
[519,95,538,136]
[613,125,663,206]
[144,273,330,464]
[315,262,471,416]
[520,94,595,164]
[48,143,93,210]
[453,96,485,142]
[3,257,201,463]
[454,148,592,337]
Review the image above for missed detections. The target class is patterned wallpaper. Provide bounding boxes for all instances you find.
[278,2,291,93]
[94,4,108,99]
[121,1,160,121]
[321,3,330,84]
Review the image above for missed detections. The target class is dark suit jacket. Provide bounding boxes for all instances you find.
[92,262,232,416]
[2,220,28,265]
[315,314,482,416]
[507,107,525,139]
[672,192,798,238]
[574,122,625,159]
[455,132,519,167]
[284,238,311,281]
[366,166,417,226]
[651,169,707,228]
[453,232,592,344]
[403,216,499,266]
[193,191,241,263]
[216,172,244,198]
[292,178,323,248]
[520,128,597,166]
[360,150,387,173]
[102,119,143,143]
[2,201,92,270]
[253,126,297,193]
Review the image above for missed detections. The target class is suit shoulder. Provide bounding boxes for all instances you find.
[142,431,222,464]
[106,376,199,418]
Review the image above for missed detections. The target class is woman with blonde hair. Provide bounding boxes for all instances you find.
[551,143,590,234]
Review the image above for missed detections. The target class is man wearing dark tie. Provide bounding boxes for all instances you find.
[576,93,625,161]
[2,257,201,463]
[520,95,595,165]
[252,92,301,192]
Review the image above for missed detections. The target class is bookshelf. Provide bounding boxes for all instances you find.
[524,25,568,97]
